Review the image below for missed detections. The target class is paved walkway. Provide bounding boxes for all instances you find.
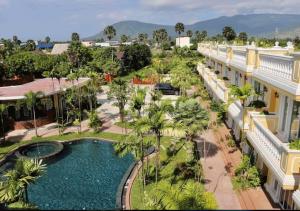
[197,129,241,209]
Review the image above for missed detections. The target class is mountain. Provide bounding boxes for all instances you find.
[86,14,300,40]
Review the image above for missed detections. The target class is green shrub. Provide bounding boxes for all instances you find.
[87,110,102,132]
[227,138,236,148]
[248,100,266,109]
[233,155,261,190]
[289,140,300,150]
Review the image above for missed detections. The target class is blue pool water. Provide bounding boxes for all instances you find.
[27,140,134,210]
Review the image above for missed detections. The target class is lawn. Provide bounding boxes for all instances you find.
[130,137,217,210]
[0,131,127,161]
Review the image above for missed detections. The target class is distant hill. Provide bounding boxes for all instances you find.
[86,14,300,40]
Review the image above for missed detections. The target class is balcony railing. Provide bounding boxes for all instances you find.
[232,49,247,66]
[251,117,282,162]
[259,53,294,81]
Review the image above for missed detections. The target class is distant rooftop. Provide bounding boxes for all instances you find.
[0,78,89,101]
[51,43,69,55]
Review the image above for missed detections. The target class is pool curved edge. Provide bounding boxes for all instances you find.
[0,137,118,166]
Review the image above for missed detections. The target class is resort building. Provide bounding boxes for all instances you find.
[197,41,300,209]
[0,78,89,130]
[176,36,191,48]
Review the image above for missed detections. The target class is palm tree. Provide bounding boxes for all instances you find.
[104,25,116,61]
[0,104,8,142]
[230,84,254,141]
[24,91,44,137]
[223,26,236,43]
[120,34,128,43]
[142,101,172,183]
[107,78,131,123]
[130,88,146,118]
[186,30,193,38]
[0,158,46,204]
[114,119,150,187]
[175,22,185,46]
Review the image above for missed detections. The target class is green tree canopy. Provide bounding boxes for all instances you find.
[223,26,236,42]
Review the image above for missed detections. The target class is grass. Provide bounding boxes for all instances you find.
[0,131,127,160]
[130,137,217,210]
[114,121,135,129]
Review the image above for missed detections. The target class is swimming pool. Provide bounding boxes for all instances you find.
[26,139,134,210]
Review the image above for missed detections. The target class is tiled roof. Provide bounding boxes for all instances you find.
[0,78,90,101]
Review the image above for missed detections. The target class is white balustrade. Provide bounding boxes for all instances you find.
[252,119,282,162]
[232,49,246,65]
[259,54,294,81]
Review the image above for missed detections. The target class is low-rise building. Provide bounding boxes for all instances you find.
[176,36,191,48]
[0,78,89,130]
[198,41,300,209]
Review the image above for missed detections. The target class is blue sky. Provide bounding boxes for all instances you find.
[0,0,299,41]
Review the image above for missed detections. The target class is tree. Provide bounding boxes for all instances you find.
[141,100,172,183]
[122,43,152,73]
[102,60,121,76]
[114,119,151,187]
[4,52,35,78]
[107,78,131,123]
[138,33,148,43]
[12,35,21,46]
[172,98,209,142]
[45,36,51,43]
[153,29,168,48]
[120,34,128,43]
[0,104,8,142]
[186,30,193,38]
[71,32,80,42]
[24,91,44,137]
[0,158,46,205]
[195,30,207,43]
[294,36,300,49]
[67,39,92,68]
[25,40,36,51]
[175,22,185,46]
[238,32,248,44]
[130,88,146,118]
[222,26,236,42]
[230,84,254,141]
[104,25,116,61]
[104,25,116,41]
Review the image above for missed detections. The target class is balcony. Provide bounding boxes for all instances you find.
[253,53,300,95]
[247,112,300,186]
[197,63,228,102]
[229,48,248,70]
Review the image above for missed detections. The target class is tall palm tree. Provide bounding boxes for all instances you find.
[0,104,8,142]
[175,22,185,46]
[24,91,44,137]
[104,25,116,61]
[0,159,46,204]
[230,84,254,141]
[142,101,172,183]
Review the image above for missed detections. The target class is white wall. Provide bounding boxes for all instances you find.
[176,37,191,48]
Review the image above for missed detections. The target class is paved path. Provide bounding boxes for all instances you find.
[197,129,242,209]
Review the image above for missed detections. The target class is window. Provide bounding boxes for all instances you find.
[274,179,278,192]
[281,96,289,131]
[235,71,239,86]
[289,101,300,141]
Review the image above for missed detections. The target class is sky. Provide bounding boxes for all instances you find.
[0,0,300,41]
